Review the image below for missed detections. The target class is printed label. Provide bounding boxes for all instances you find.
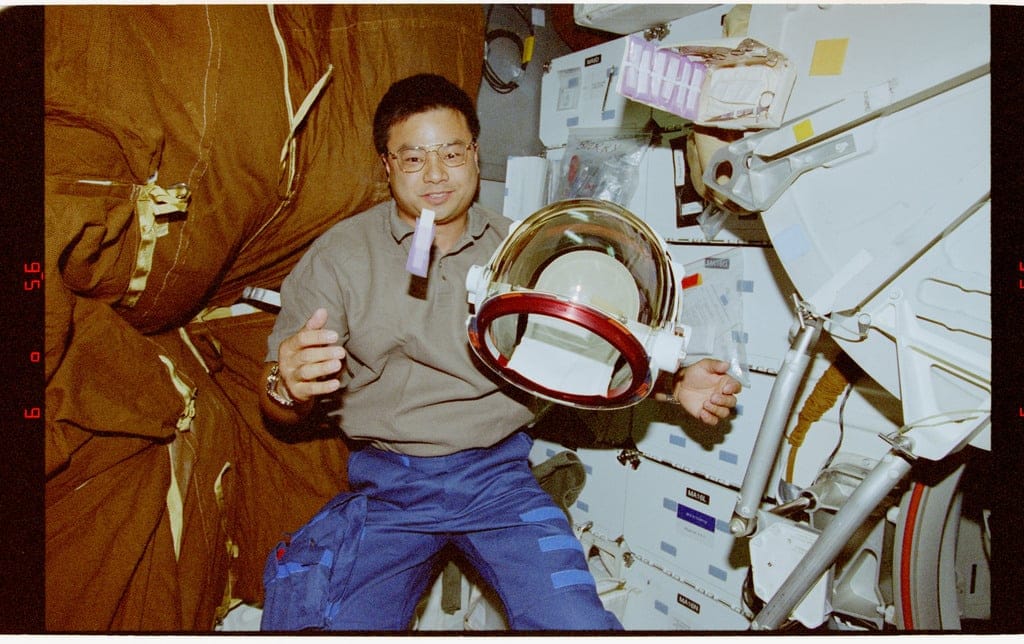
[677,504,715,533]
[685,487,710,506]
[556,68,581,112]
[705,257,730,270]
[585,54,602,67]
[677,593,701,614]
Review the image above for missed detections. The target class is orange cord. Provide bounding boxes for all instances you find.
[784,355,853,482]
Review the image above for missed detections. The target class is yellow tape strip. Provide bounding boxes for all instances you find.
[792,119,815,144]
[522,35,535,64]
[809,38,849,77]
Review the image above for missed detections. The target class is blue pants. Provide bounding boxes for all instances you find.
[326,431,622,630]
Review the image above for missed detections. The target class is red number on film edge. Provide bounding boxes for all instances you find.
[23,261,43,290]
[23,263,44,419]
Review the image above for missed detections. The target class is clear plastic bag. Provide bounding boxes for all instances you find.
[678,247,751,386]
[550,128,650,207]
[697,202,731,240]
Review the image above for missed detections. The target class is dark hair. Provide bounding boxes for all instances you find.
[372,73,481,155]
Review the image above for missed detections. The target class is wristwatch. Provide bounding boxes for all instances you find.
[266,363,295,407]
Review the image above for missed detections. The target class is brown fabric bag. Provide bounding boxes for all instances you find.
[45,4,484,630]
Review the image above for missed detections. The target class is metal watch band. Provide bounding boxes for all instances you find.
[266,363,296,407]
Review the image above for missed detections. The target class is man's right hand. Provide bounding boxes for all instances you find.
[261,308,345,424]
[275,307,346,403]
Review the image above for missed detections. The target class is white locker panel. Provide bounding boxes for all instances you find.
[668,244,798,372]
[619,558,751,630]
[627,142,679,233]
[631,370,780,490]
[539,38,646,149]
[633,339,902,493]
[539,4,728,149]
[621,457,749,602]
[745,4,989,124]
[500,156,548,220]
[528,438,630,539]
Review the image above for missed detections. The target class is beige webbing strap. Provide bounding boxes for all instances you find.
[237,8,333,253]
[158,354,198,434]
[158,354,198,560]
[178,326,212,374]
[165,441,187,562]
[213,462,243,626]
[277,65,334,194]
[267,4,334,201]
[120,182,191,308]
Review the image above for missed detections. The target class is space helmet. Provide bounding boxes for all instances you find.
[466,198,690,409]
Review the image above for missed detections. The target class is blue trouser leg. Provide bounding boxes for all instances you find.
[453,507,622,630]
[323,456,448,630]
[326,432,622,631]
[322,521,445,629]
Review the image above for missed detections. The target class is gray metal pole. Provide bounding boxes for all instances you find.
[751,449,914,630]
[730,316,823,537]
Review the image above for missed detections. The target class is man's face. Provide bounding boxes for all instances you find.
[383,107,479,227]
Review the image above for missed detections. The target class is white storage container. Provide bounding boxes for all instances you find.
[621,455,749,603]
[618,556,751,630]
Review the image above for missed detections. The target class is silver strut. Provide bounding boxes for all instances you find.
[751,445,914,630]
[729,300,822,538]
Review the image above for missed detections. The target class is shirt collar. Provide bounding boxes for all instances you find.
[387,200,490,247]
[387,200,413,243]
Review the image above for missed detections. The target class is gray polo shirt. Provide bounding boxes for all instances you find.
[266,200,538,456]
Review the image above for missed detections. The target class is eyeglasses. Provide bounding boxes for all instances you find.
[386,140,477,173]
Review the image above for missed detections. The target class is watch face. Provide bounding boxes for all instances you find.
[267,364,294,407]
[467,198,682,409]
